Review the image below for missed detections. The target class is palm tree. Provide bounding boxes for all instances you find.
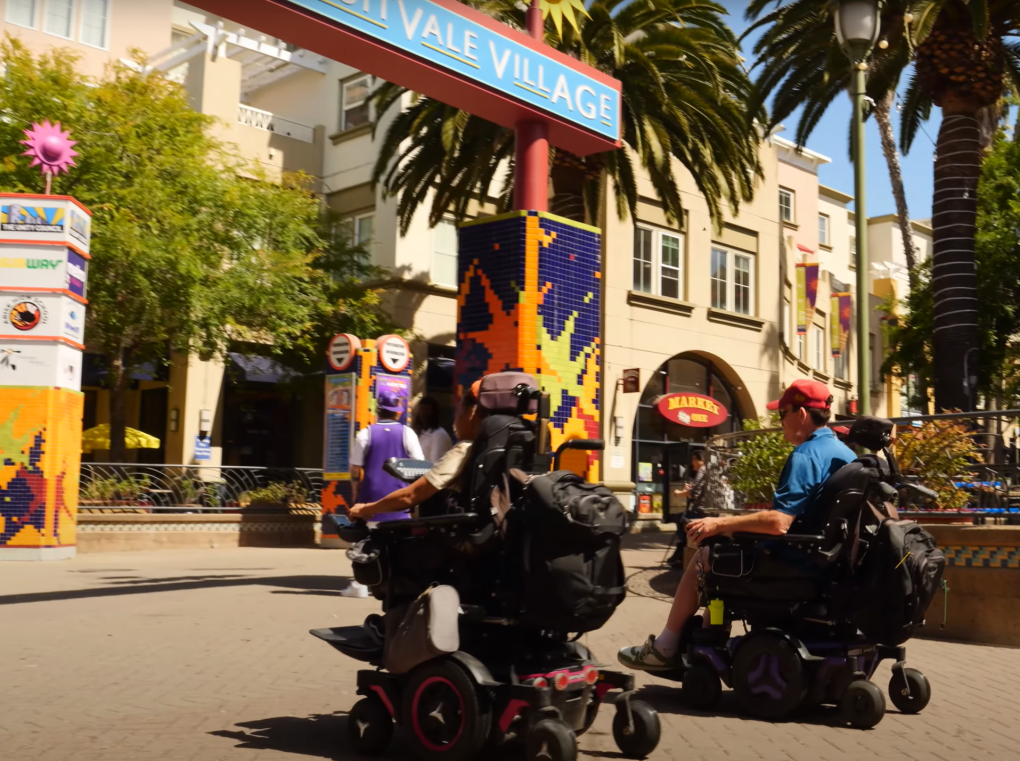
[745,0,1020,412]
[372,0,763,233]
[873,92,920,292]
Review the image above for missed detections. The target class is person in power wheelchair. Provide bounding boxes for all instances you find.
[312,372,661,761]
[619,379,854,673]
[619,380,940,728]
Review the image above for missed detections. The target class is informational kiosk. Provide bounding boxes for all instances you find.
[0,194,91,559]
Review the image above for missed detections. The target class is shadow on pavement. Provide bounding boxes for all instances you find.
[633,684,852,729]
[0,574,352,606]
[211,713,361,759]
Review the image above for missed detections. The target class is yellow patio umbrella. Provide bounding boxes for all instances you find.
[81,424,161,454]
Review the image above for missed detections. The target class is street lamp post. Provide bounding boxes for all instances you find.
[834,0,881,417]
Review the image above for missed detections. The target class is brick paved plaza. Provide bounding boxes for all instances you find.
[2,536,1019,761]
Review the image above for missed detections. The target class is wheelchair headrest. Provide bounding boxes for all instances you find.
[477,372,538,414]
[846,416,894,451]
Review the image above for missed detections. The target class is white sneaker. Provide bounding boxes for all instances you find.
[340,581,369,598]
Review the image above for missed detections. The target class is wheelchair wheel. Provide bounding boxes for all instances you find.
[681,662,722,710]
[612,699,660,759]
[347,697,393,756]
[731,633,806,721]
[402,659,491,761]
[526,719,577,761]
[840,679,886,729]
[888,668,931,714]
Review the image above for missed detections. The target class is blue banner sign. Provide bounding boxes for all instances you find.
[288,0,619,141]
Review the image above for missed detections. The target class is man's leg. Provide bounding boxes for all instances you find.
[617,548,707,671]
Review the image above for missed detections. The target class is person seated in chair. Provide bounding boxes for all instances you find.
[349,382,487,521]
[618,379,855,672]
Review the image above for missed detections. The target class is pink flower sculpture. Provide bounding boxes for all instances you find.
[21,120,79,176]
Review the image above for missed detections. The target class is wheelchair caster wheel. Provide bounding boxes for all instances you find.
[682,662,722,710]
[527,719,577,761]
[347,697,393,756]
[840,680,886,729]
[889,668,931,714]
[612,699,660,758]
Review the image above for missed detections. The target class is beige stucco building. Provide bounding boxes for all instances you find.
[2,3,931,487]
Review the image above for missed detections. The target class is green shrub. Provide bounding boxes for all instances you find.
[727,415,793,506]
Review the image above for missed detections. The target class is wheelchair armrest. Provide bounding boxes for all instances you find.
[730,532,827,546]
[371,513,480,533]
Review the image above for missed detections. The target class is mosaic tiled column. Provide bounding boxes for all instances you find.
[0,194,91,560]
[456,211,601,479]
[320,335,413,547]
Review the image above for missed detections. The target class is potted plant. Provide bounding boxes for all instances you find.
[240,482,290,512]
[893,419,982,522]
[727,415,793,511]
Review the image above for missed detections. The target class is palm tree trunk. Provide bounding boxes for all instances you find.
[931,110,981,412]
[874,92,919,293]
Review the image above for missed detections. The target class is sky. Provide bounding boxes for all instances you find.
[718,0,942,220]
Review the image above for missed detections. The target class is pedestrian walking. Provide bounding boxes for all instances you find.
[412,397,453,463]
[341,390,424,598]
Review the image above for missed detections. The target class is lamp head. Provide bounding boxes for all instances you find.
[833,0,883,62]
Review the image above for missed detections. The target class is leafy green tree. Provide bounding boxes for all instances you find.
[745,0,1020,412]
[373,0,763,232]
[0,40,391,459]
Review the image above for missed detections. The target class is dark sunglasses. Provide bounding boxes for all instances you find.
[779,406,802,421]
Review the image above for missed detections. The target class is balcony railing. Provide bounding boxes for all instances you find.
[79,463,325,513]
[237,104,315,143]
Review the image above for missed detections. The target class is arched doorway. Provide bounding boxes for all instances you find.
[632,353,749,514]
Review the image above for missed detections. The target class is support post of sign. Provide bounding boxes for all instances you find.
[514,0,549,213]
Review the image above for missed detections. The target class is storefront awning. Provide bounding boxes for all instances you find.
[228,353,299,384]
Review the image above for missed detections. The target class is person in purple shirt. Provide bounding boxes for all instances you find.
[341,391,424,597]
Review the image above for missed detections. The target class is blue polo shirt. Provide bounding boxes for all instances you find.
[773,427,856,530]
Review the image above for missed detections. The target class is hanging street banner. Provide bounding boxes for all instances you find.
[796,262,819,335]
[838,292,852,357]
[194,0,621,155]
[830,295,842,358]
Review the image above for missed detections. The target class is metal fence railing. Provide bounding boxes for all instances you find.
[78,464,325,513]
[698,410,1020,525]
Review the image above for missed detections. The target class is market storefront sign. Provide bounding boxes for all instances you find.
[656,392,729,428]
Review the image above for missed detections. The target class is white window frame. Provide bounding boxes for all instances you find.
[813,324,826,371]
[351,212,374,248]
[850,236,857,269]
[340,74,372,132]
[779,187,795,224]
[818,213,830,246]
[782,299,792,348]
[834,352,848,381]
[44,0,75,39]
[633,225,684,301]
[710,245,755,316]
[431,217,458,288]
[6,0,38,28]
[79,0,111,50]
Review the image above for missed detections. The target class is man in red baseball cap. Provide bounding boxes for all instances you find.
[619,378,855,673]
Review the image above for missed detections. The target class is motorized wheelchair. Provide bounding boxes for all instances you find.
[310,372,661,761]
[654,416,937,729]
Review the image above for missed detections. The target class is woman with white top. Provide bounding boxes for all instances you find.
[412,397,453,463]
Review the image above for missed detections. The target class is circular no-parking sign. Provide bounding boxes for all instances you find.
[376,334,411,373]
[327,333,361,371]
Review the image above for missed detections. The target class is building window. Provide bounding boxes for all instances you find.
[834,352,848,380]
[352,213,374,248]
[813,324,825,371]
[782,299,791,347]
[710,246,755,316]
[818,213,829,246]
[633,226,684,300]
[850,236,857,269]
[80,0,109,48]
[7,0,37,27]
[431,218,458,287]
[779,188,795,224]
[341,75,371,131]
[44,0,74,38]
